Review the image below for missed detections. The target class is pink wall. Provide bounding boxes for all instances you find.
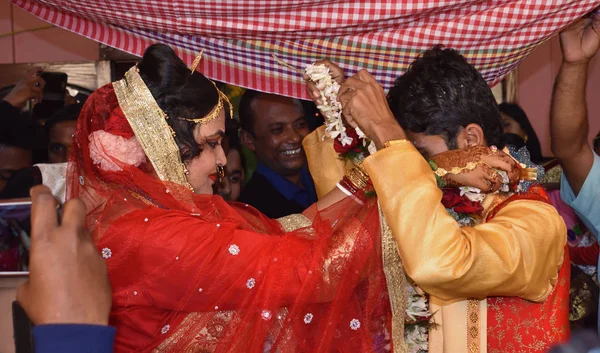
[519,35,600,156]
[0,0,99,64]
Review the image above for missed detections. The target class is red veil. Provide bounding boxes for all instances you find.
[66,83,391,352]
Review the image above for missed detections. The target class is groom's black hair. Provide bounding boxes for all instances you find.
[387,45,504,149]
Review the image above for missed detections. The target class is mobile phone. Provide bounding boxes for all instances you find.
[0,200,32,273]
[12,301,34,353]
[32,72,67,120]
[40,72,67,102]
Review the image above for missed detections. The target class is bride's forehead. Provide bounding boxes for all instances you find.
[193,113,226,139]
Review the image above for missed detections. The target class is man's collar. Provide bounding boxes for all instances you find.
[255,162,309,201]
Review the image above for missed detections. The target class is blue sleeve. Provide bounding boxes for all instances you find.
[33,324,116,353]
[561,152,600,238]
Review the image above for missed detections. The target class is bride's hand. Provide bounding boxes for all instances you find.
[304,59,345,105]
[430,146,520,192]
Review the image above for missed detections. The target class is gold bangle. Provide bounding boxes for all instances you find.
[346,173,366,190]
[346,167,369,189]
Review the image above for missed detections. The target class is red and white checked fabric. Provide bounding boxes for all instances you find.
[10,0,600,99]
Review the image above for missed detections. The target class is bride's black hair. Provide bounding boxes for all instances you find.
[138,43,221,162]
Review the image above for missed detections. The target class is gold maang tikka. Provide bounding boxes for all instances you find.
[180,50,234,125]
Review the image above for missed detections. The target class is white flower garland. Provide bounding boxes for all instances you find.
[405,283,431,353]
[307,63,429,352]
[305,64,377,155]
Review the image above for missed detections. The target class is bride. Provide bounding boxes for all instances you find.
[67,44,391,352]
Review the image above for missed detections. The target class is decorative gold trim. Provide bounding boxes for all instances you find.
[467,299,480,353]
[379,202,408,353]
[276,214,312,232]
[113,66,192,189]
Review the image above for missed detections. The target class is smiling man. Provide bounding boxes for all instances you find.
[239,90,317,218]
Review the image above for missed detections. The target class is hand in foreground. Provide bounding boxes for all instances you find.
[3,67,46,109]
[17,186,111,325]
[304,59,345,105]
[337,69,405,148]
[430,146,520,192]
[559,10,600,65]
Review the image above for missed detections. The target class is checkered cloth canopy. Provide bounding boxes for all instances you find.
[11,0,600,99]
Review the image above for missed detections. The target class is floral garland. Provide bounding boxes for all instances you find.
[405,283,433,353]
[305,64,431,352]
[304,64,377,161]
[288,59,545,353]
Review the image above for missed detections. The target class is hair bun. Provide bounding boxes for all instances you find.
[138,44,191,96]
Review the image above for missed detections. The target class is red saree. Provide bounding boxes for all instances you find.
[486,186,570,352]
[66,84,391,352]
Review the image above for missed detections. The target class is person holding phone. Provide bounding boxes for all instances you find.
[0,68,45,194]
[1,67,46,113]
[17,185,114,353]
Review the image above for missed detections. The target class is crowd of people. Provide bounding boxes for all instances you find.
[0,10,599,353]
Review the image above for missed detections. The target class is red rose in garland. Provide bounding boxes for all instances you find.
[333,127,363,154]
[441,188,484,215]
[453,198,484,215]
[441,188,462,208]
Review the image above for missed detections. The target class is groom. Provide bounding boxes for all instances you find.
[306,47,568,352]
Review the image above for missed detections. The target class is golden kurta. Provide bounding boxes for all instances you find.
[363,141,566,302]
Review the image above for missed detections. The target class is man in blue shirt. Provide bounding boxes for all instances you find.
[551,13,600,238]
[239,90,317,218]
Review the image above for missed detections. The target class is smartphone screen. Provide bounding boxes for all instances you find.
[0,200,31,274]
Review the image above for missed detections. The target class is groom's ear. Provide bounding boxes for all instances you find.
[240,130,256,152]
[464,123,486,147]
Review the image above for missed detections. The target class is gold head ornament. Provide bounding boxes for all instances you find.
[189,49,204,73]
[178,80,233,125]
[180,49,234,125]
